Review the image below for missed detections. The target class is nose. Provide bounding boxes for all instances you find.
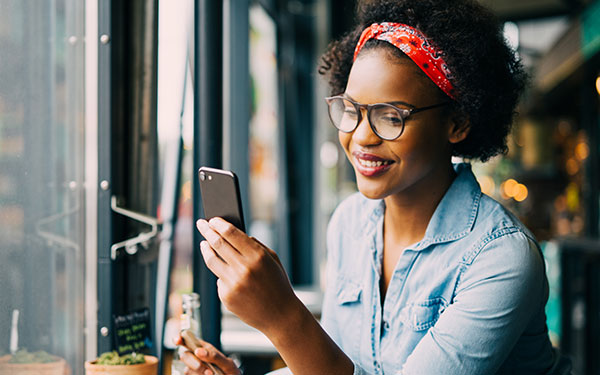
[352,111,381,146]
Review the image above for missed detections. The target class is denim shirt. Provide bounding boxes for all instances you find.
[321,163,554,375]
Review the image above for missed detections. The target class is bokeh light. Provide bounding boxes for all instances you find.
[514,184,528,202]
[575,142,589,160]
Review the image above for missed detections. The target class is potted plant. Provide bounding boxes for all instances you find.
[0,348,67,375]
[85,351,158,375]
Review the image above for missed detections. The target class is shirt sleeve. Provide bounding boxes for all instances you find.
[265,362,375,375]
[320,201,343,344]
[400,231,547,375]
[321,195,378,375]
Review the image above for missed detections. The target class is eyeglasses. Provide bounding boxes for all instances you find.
[325,96,450,140]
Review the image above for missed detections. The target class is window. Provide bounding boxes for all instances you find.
[0,0,86,373]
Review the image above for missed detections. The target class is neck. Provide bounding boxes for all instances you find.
[383,162,456,246]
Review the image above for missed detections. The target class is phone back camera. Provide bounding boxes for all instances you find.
[200,171,206,181]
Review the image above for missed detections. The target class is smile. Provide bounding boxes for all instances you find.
[352,152,394,177]
[357,159,392,168]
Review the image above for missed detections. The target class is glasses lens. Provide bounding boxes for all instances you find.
[328,98,358,132]
[370,104,405,140]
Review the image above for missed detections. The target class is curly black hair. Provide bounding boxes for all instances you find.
[319,0,528,162]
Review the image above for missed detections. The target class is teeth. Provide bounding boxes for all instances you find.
[357,158,390,168]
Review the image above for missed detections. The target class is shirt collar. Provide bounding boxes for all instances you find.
[419,163,481,248]
[358,163,481,251]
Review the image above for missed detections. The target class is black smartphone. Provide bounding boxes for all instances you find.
[198,166,246,232]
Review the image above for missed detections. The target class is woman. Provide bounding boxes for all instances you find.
[177,0,557,373]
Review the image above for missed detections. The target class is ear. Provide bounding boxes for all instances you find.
[447,111,471,144]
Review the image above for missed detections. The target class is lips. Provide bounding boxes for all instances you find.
[352,151,394,177]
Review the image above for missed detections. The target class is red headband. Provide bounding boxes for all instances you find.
[354,22,456,100]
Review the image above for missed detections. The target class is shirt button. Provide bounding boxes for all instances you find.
[383,321,390,330]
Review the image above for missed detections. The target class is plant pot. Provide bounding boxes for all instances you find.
[0,354,67,375]
[84,355,158,375]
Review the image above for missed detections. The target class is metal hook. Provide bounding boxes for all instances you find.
[110,196,159,260]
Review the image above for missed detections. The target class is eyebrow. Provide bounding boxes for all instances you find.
[342,93,415,108]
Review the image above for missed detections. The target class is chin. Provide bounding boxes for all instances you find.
[356,180,389,200]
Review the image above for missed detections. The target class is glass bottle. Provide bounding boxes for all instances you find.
[171,292,202,375]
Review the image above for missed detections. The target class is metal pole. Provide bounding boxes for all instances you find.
[96,0,113,355]
[223,0,250,218]
[194,0,223,349]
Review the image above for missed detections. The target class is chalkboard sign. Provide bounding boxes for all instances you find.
[113,308,153,355]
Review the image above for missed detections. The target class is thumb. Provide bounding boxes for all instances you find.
[194,341,239,373]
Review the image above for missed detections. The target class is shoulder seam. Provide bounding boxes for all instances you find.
[455,226,531,297]
[460,226,524,265]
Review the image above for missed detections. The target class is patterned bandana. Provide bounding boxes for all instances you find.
[353,22,456,99]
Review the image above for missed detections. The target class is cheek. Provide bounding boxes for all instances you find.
[388,130,424,157]
[390,127,448,161]
[338,131,352,157]
[414,119,451,145]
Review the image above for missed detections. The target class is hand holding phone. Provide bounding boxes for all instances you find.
[196,167,300,347]
[180,329,225,375]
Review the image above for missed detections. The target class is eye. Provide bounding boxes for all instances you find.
[377,111,403,126]
[343,106,358,118]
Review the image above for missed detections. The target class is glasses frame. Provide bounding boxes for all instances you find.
[325,96,451,140]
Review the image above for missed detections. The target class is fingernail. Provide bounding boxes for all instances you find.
[208,217,224,228]
[197,219,208,229]
[188,356,201,370]
[195,348,208,357]
[204,369,213,375]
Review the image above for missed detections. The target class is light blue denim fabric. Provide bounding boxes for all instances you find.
[321,163,555,375]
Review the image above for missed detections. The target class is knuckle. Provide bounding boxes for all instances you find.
[246,254,265,274]
[255,249,268,262]
[238,265,253,283]
[220,292,233,306]
[205,255,220,270]
[229,281,243,297]
[217,283,233,304]
[180,353,198,370]
[212,236,225,249]
[223,223,236,236]
[208,350,218,360]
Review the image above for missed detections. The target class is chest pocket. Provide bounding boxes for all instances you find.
[336,279,362,305]
[401,297,447,331]
[334,279,363,357]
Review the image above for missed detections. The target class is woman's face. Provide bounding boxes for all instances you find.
[339,48,458,201]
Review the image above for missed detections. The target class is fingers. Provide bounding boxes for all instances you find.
[197,219,243,264]
[180,348,216,375]
[174,335,184,346]
[180,348,202,371]
[183,368,216,375]
[194,340,240,373]
[206,217,256,256]
[183,368,211,375]
[200,241,229,279]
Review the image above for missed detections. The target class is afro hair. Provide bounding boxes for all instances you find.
[319,0,528,162]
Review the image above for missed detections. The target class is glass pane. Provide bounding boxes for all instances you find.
[248,4,280,249]
[0,0,85,374]
[156,0,196,356]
